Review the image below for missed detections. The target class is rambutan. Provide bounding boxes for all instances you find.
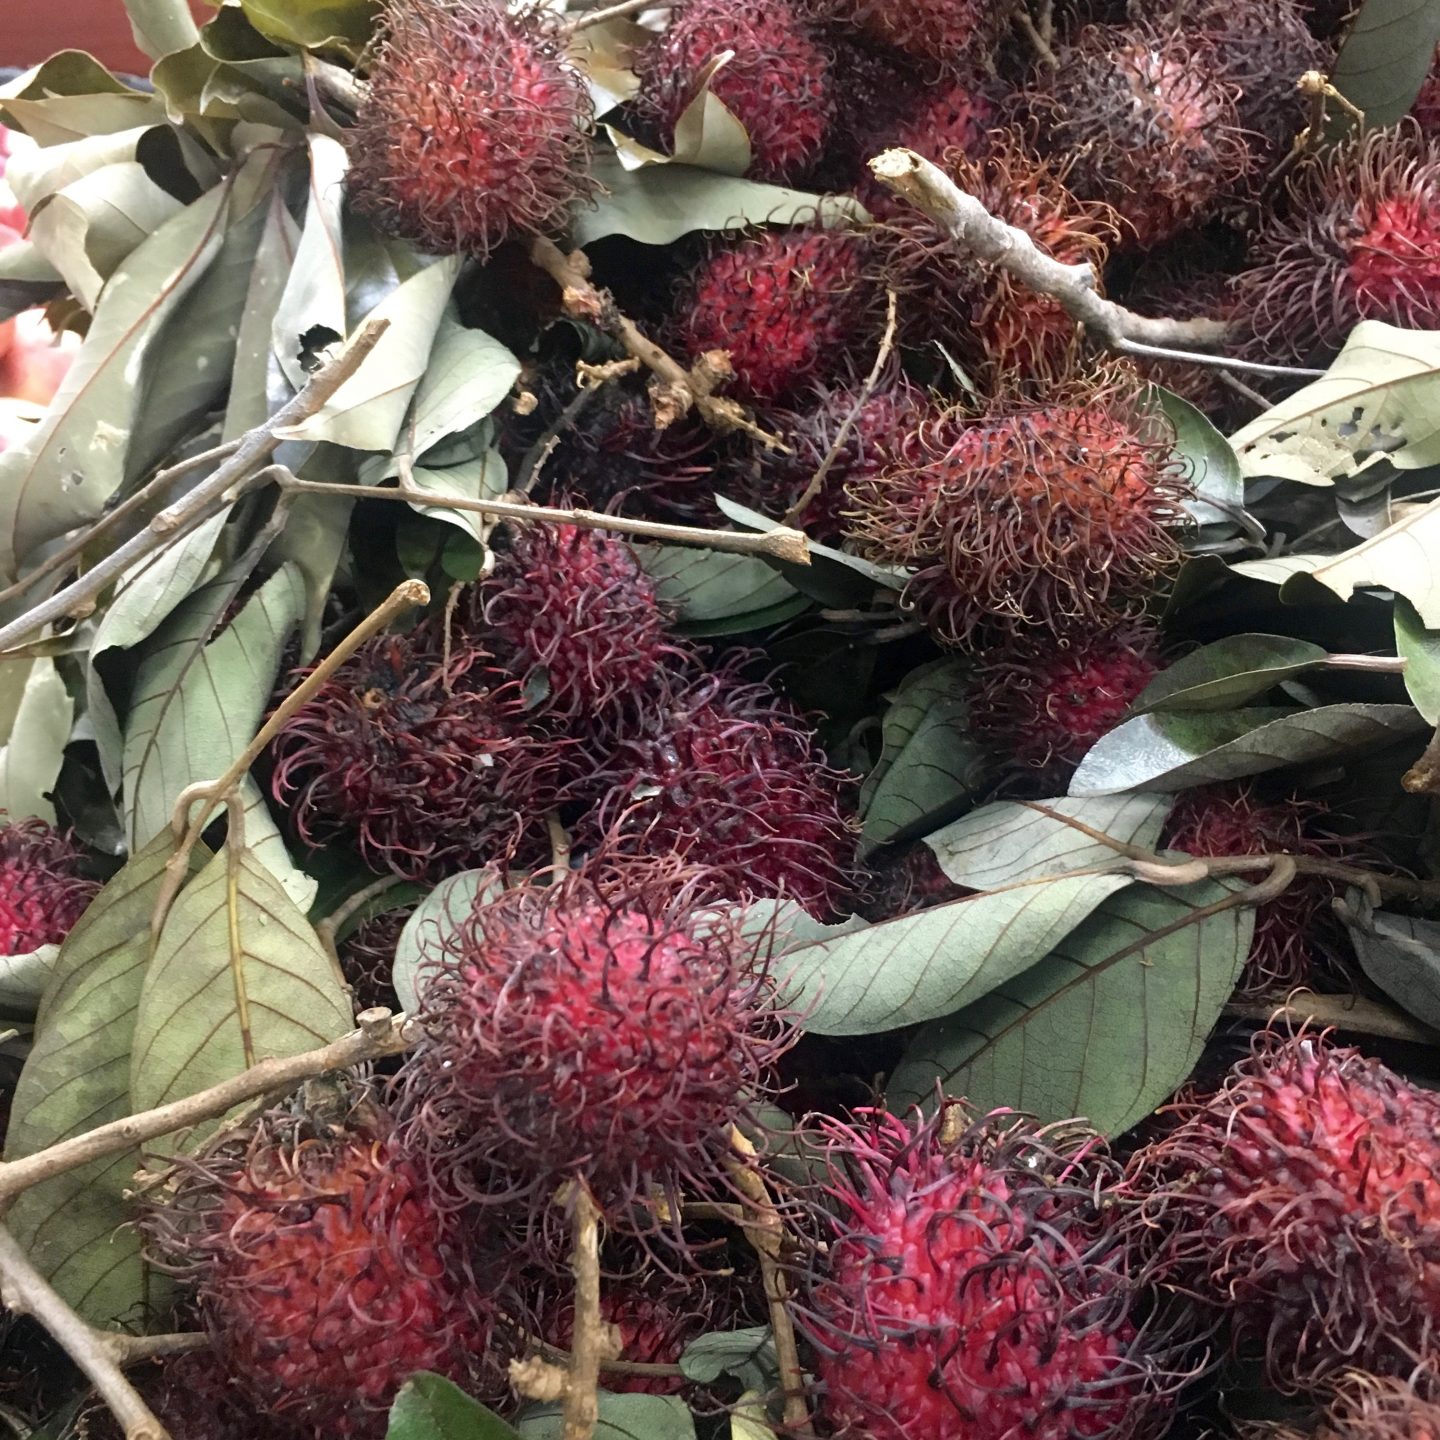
[800,1104,1200,1440]
[1161,783,1351,998]
[969,621,1161,786]
[1127,1032,1440,1391]
[337,903,415,1014]
[1035,25,1249,248]
[147,1102,510,1437]
[0,817,98,955]
[672,224,883,404]
[268,629,560,881]
[1283,1372,1440,1440]
[1234,122,1440,363]
[846,373,1189,645]
[634,0,833,183]
[831,0,994,77]
[859,842,965,921]
[393,862,795,1208]
[587,663,859,917]
[346,0,594,258]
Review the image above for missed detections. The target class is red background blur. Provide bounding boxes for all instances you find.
[6,2,212,78]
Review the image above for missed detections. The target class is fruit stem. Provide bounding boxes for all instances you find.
[561,1183,603,1440]
[563,0,659,33]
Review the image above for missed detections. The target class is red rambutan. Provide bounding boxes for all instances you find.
[338,903,415,1014]
[859,842,965,921]
[393,862,795,1208]
[147,1103,509,1437]
[634,0,833,182]
[846,372,1189,645]
[0,817,98,955]
[800,1104,1200,1440]
[1234,122,1440,363]
[1161,782,1351,998]
[269,629,560,881]
[672,224,883,403]
[1035,25,1249,248]
[1127,1031,1440,1391]
[1295,1372,1440,1440]
[346,0,595,258]
[831,0,994,77]
[587,663,859,917]
[969,621,1162,786]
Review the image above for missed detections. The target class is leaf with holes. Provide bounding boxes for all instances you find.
[1330,0,1440,128]
[1229,322,1440,487]
[1130,634,1329,715]
[889,879,1253,1134]
[1311,494,1440,626]
[129,845,353,1153]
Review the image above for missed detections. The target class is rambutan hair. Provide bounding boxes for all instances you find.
[830,0,996,78]
[347,0,595,257]
[0,817,98,956]
[1234,121,1440,363]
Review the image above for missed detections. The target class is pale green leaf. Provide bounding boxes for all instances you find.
[1347,906,1440,1031]
[1311,494,1440,625]
[236,775,317,913]
[889,880,1253,1135]
[1228,554,1328,585]
[1330,0,1440,127]
[1131,634,1329,715]
[1395,596,1440,722]
[407,453,508,545]
[569,18,645,114]
[0,944,61,1015]
[386,1373,522,1440]
[680,1328,777,1394]
[922,796,1172,889]
[125,0,202,62]
[781,873,1134,1035]
[604,77,751,175]
[393,870,503,1014]
[1069,704,1426,796]
[239,0,376,58]
[515,1395,695,1440]
[129,846,353,1147]
[1156,387,1246,529]
[640,545,797,623]
[0,55,166,146]
[0,657,74,825]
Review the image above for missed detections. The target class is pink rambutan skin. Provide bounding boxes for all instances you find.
[0,818,98,956]
[1127,1031,1440,1392]
[347,0,595,257]
[801,1105,1198,1440]
[636,0,833,182]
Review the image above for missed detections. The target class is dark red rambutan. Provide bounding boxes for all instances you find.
[831,0,994,77]
[0,817,97,955]
[393,862,795,1209]
[146,1103,509,1437]
[1034,25,1249,248]
[346,0,594,258]
[672,224,884,403]
[634,0,833,182]
[1234,122,1440,364]
[800,1104,1200,1440]
[1298,1372,1440,1440]
[338,903,415,1014]
[1160,783,1353,998]
[846,372,1189,645]
[473,521,681,719]
[1127,1031,1440,1391]
[859,842,964,921]
[269,629,560,881]
[969,621,1161,787]
[587,663,859,917]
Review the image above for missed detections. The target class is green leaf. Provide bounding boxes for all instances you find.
[1346,906,1440,1031]
[1130,635,1329,715]
[1311,493,1440,625]
[0,658,74,826]
[889,880,1254,1135]
[129,845,353,1150]
[0,945,61,1015]
[1069,704,1426,796]
[577,150,866,248]
[1396,597,1440,722]
[515,1395,696,1440]
[680,1328,777,1395]
[0,55,166,146]
[859,659,990,855]
[406,451,509,546]
[0,184,230,580]
[122,563,306,853]
[639,545,798,623]
[386,1373,522,1440]
[4,832,203,1321]
[1155,387,1246,530]
[922,796,1172,889]
[780,873,1134,1035]
[239,0,377,58]
[1330,0,1440,128]
[1228,554,1328,586]
[124,0,202,61]
[393,870,503,1013]
[1229,322,1440,486]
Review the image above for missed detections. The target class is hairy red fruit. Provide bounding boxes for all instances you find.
[1160,783,1351,998]
[1235,123,1440,363]
[860,842,965,921]
[394,864,794,1207]
[149,1110,506,1437]
[847,375,1189,644]
[635,0,832,182]
[1128,1032,1440,1391]
[589,664,858,917]
[832,0,992,76]
[540,1285,709,1395]
[347,0,594,257]
[269,630,560,880]
[0,818,98,956]
[970,622,1161,785]
[338,904,415,1014]
[673,225,883,403]
[1036,26,1249,247]
[802,1105,1198,1440]
[474,522,680,718]
[1280,1372,1440,1440]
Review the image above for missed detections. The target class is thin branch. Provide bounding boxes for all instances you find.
[1322,653,1407,674]
[547,813,574,873]
[103,1332,209,1367]
[0,1009,412,1204]
[516,384,599,497]
[314,874,409,964]
[867,149,1326,380]
[1014,7,1058,67]
[273,473,812,565]
[0,321,389,655]
[1227,993,1440,1045]
[0,1224,169,1440]
[562,1185,603,1440]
